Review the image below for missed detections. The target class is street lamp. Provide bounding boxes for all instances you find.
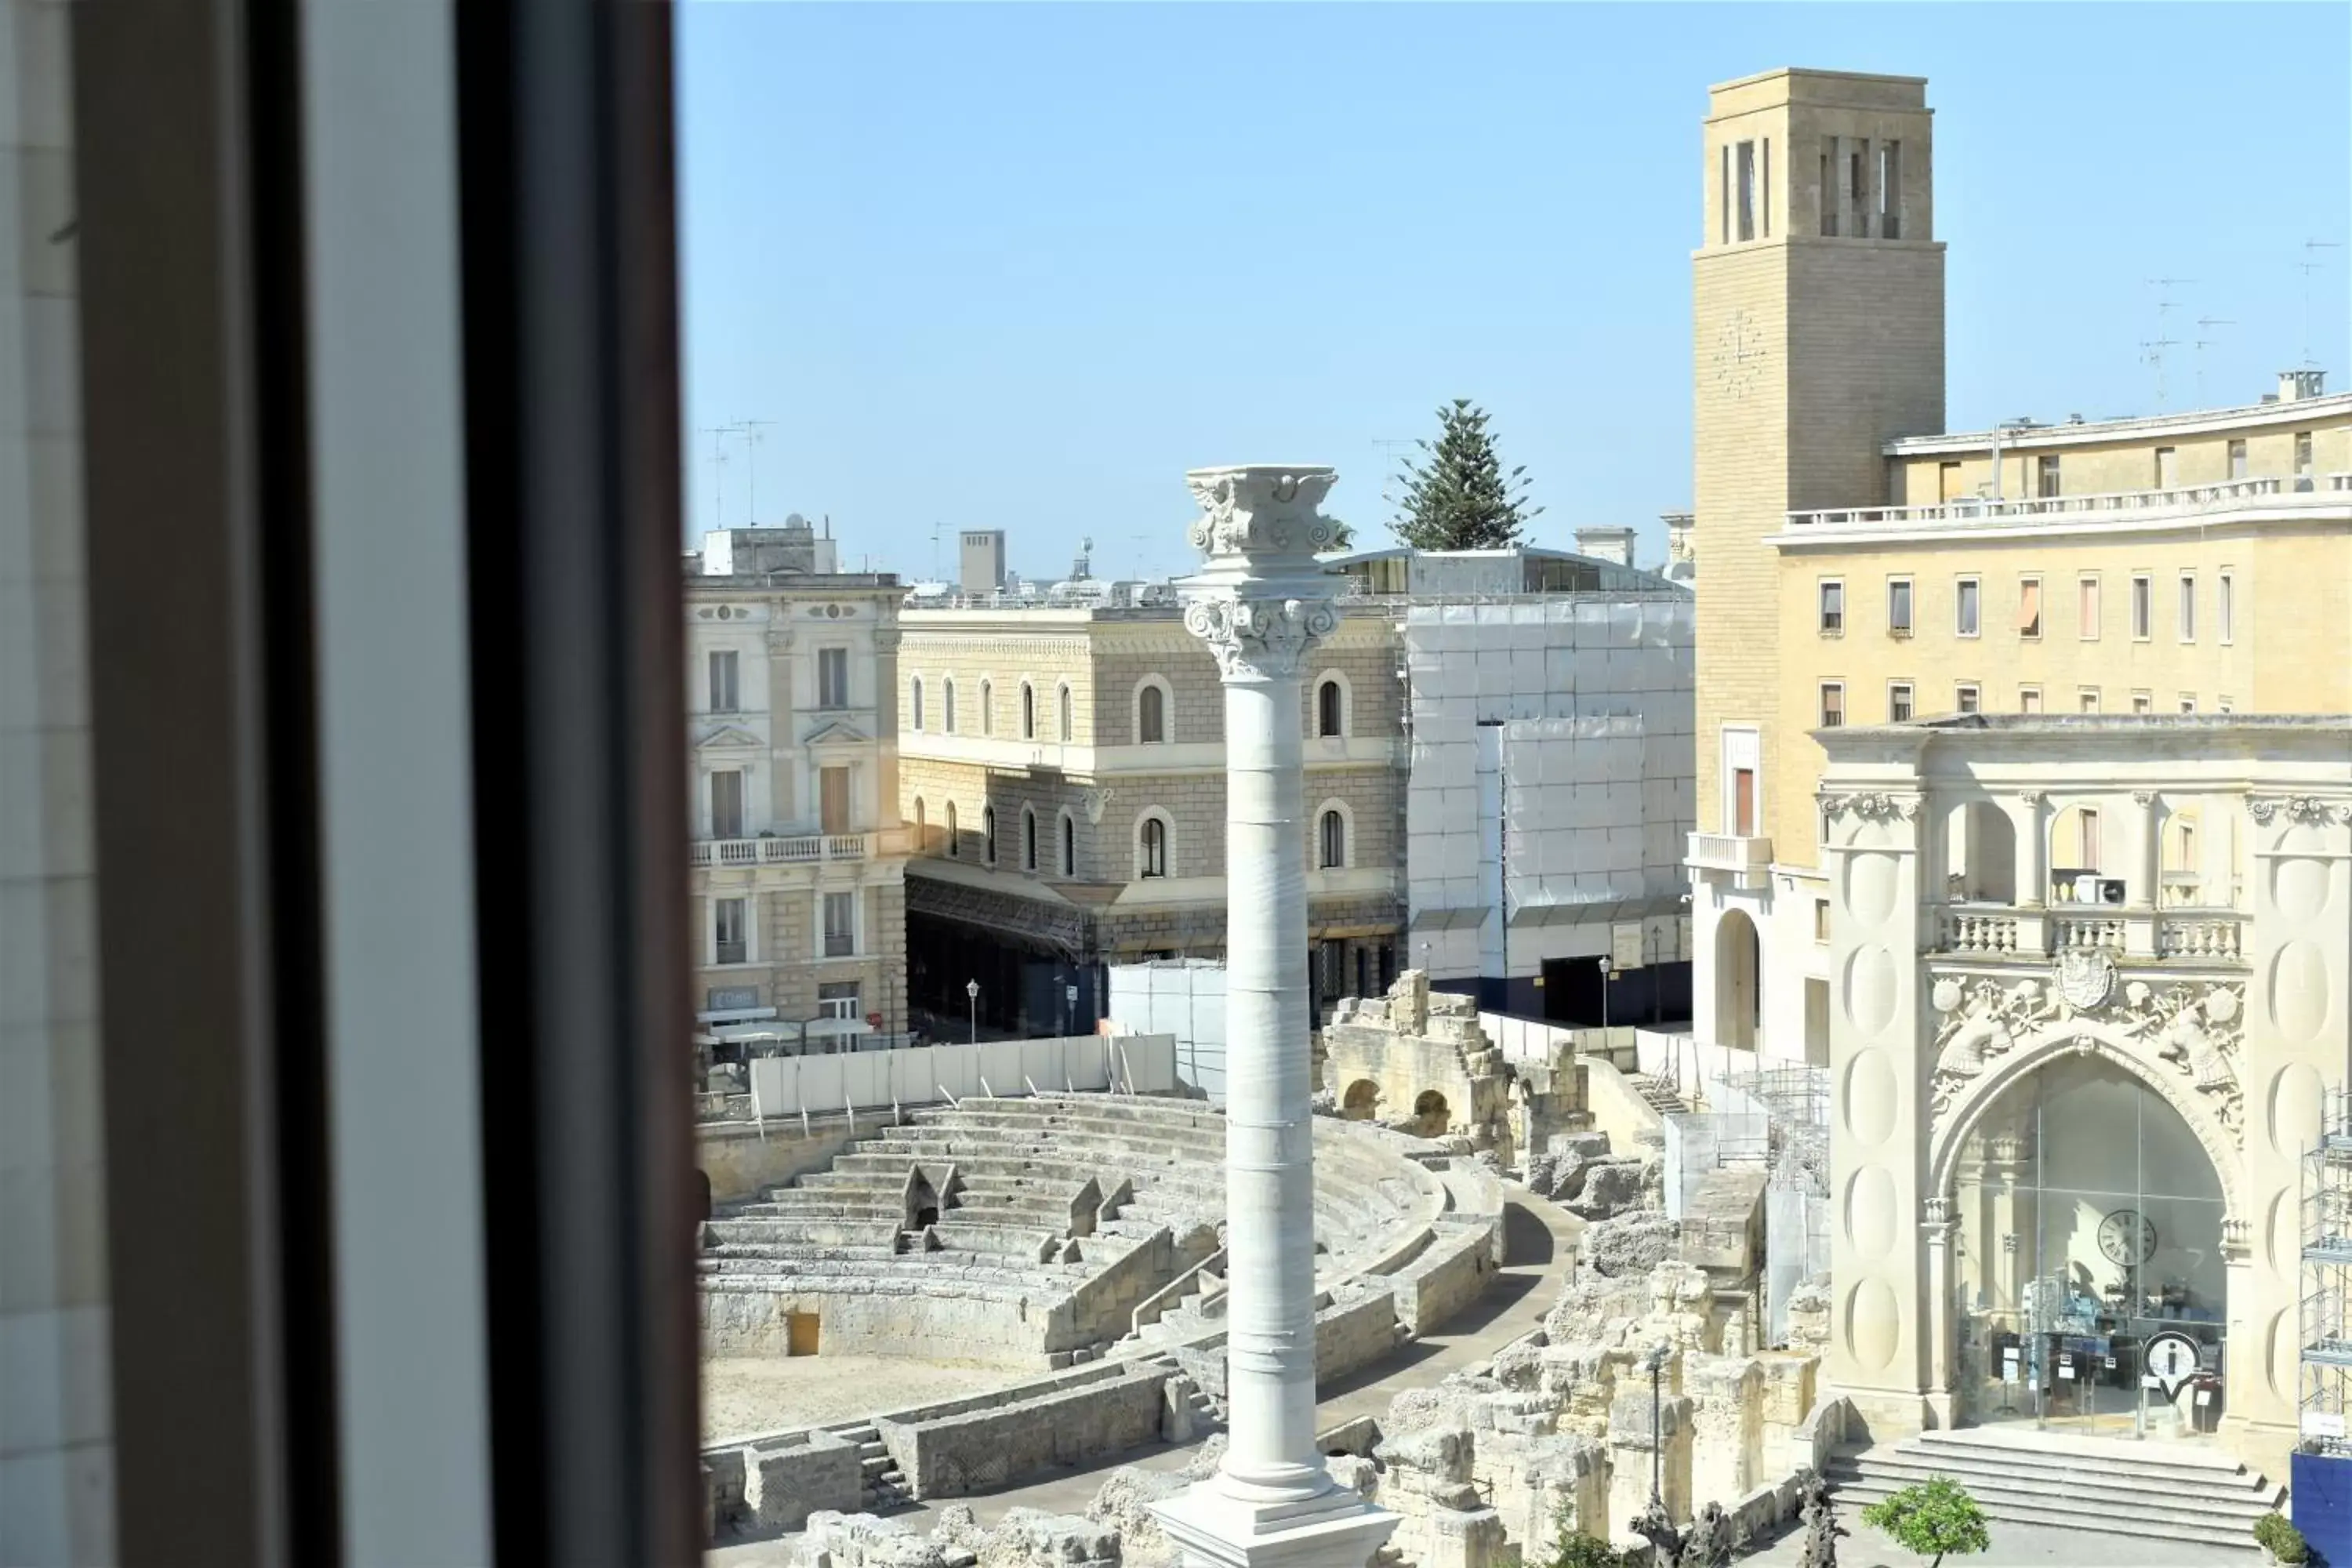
[965,978,980,1044]
[1598,955,1613,1029]
[1642,1341,1671,1512]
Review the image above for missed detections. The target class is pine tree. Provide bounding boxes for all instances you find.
[1391,399,1543,550]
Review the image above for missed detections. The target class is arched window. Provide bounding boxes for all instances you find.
[1138,683,1167,745]
[1317,677,1345,738]
[1023,808,1038,871]
[913,796,926,849]
[946,800,960,857]
[1139,818,1167,878]
[981,680,995,736]
[982,806,996,865]
[910,677,926,731]
[942,678,956,734]
[1022,683,1036,739]
[1320,808,1346,869]
[1061,813,1076,876]
[1058,684,1073,742]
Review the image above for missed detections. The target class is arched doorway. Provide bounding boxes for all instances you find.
[1412,1090,1450,1138]
[1951,1053,2227,1440]
[1715,909,1760,1050]
[1341,1080,1380,1121]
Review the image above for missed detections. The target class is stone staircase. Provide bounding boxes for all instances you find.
[1824,1428,2280,1557]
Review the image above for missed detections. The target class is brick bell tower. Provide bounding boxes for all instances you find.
[1690,68,1946,868]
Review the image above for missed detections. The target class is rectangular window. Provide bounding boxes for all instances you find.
[2180,694,2198,715]
[715,897,747,966]
[1819,682,1845,728]
[1878,141,1900,238]
[2296,430,2315,490]
[709,649,739,713]
[2178,574,2197,642]
[1813,899,1831,943]
[2036,453,2061,497]
[2132,691,2152,714]
[2219,694,2235,713]
[2080,808,2102,868]
[1819,140,1837,236]
[2078,575,2100,639]
[1733,767,1756,837]
[2218,572,2234,643]
[819,765,850,835]
[1762,137,1771,237]
[817,647,850,709]
[2131,574,2153,639]
[2020,686,2043,714]
[2154,446,2179,489]
[2079,688,2100,714]
[1818,579,1845,634]
[1956,683,1980,714]
[1735,140,1756,241]
[1849,148,1865,234]
[822,890,855,957]
[2017,576,2042,638]
[1887,577,1913,635]
[1956,576,1980,637]
[1888,681,1914,722]
[711,770,746,839]
[818,981,860,1020]
[2227,438,2249,479]
[1937,460,1962,503]
[909,677,925,731]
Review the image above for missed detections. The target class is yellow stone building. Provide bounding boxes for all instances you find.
[1685,67,2352,1065]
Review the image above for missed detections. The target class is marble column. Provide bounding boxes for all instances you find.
[1153,466,1397,1568]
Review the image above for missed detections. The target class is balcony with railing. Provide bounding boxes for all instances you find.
[1934,901,2246,964]
[1688,831,1773,888]
[1782,472,2352,536]
[690,833,869,868]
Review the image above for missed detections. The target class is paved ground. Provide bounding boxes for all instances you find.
[702,1355,1018,1446]
[1742,1518,2233,1566]
[708,1194,1581,1565]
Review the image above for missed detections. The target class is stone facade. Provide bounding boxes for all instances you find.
[686,547,915,1033]
[1815,716,2352,1482]
[1687,67,2352,1076]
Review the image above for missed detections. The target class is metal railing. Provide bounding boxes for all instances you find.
[1787,472,2352,532]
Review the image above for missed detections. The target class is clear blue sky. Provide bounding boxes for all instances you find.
[677,3,2350,582]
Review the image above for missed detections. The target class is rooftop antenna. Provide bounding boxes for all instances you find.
[699,426,735,530]
[2145,279,2196,408]
[2192,318,2234,407]
[738,419,772,525]
[2296,241,2341,367]
[931,521,943,583]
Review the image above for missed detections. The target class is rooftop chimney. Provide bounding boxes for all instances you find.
[2279,368,2328,402]
[1573,524,1638,568]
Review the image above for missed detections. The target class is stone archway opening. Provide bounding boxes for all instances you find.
[1949,1051,2228,1441]
[1413,1090,1450,1138]
[1714,907,1760,1050]
[1341,1080,1381,1122]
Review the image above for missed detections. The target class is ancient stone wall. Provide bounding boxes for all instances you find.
[877,1363,1170,1499]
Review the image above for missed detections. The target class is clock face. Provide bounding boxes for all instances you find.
[1712,308,1765,400]
[2099,1208,2158,1266]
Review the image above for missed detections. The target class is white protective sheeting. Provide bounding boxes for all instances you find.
[1105,960,1228,1103]
[746,1033,1176,1117]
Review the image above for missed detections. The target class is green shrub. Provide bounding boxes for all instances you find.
[1859,1475,1991,1567]
[1545,1501,1623,1568]
[2254,1512,2309,1564]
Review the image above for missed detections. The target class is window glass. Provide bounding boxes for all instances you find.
[1957,579,1980,637]
[1887,579,1912,633]
[2018,578,2042,638]
[1819,683,1844,727]
[1819,579,1844,634]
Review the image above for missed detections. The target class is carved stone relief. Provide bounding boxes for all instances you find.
[1817,791,1920,823]
[2249,796,2350,827]
[1928,967,2246,1140]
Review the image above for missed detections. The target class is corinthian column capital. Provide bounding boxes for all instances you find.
[1179,466,1344,684]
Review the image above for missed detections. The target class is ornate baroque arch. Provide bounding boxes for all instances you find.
[1927,1016,2246,1222]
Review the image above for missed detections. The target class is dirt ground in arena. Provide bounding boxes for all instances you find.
[700,1353,1021,1445]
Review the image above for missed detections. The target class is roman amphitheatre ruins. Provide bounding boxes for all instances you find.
[692,975,1921,1568]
